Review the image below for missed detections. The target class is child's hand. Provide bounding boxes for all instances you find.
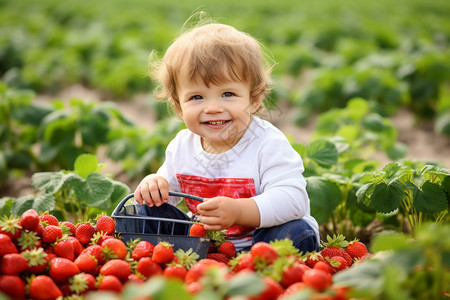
[196,196,241,231]
[134,174,170,207]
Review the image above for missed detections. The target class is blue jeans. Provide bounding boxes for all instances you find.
[134,203,319,253]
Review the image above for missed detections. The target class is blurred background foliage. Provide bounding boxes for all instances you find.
[1,0,449,239]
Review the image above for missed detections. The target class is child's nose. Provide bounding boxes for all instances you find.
[203,98,224,113]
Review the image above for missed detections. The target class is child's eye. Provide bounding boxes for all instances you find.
[222,92,234,97]
[190,95,203,100]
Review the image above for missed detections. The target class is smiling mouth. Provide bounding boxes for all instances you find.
[204,120,229,125]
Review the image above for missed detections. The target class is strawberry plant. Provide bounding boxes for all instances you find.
[0,82,54,182]
[313,97,408,160]
[0,154,129,221]
[333,222,450,299]
[356,161,450,232]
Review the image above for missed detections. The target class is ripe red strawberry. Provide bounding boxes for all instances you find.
[1,253,28,275]
[74,253,98,275]
[54,238,75,261]
[82,244,104,264]
[346,240,368,259]
[250,242,278,264]
[41,225,62,243]
[40,213,59,226]
[75,223,96,244]
[0,216,22,240]
[302,269,332,292]
[60,221,77,236]
[137,257,163,278]
[320,234,352,266]
[280,263,311,289]
[358,252,373,262]
[17,230,41,251]
[185,258,227,284]
[95,215,116,235]
[92,232,114,245]
[131,240,154,260]
[320,245,343,260]
[218,241,236,258]
[186,281,203,294]
[152,241,174,264]
[22,247,49,274]
[100,259,131,281]
[230,252,255,273]
[97,275,123,293]
[330,256,349,272]
[19,209,40,231]
[0,233,18,256]
[304,251,325,268]
[0,275,26,299]
[207,252,230,264]
[69,273,96,295]
[127,273,145,284]
[29,275,63,300]
[163,265,188,281]
[283,282,308,296]
[66,236,85,256]
[255,276,284,300]
[208,241,217,253]
[102,238,128,260]
[313,260,334,274]
[189,223,207,237]
[49,257,80,283]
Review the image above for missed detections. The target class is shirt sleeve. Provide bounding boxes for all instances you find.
[251,133,310,228]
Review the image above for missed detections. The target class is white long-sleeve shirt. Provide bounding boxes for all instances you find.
[157,116,319,248]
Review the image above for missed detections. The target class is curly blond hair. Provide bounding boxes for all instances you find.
[149,21,274,115]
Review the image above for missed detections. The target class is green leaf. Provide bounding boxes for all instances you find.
[370,231,410,252]
[74,154,98,178]
[306,176,341,224]
[0,197,14,216]
[306,139,338,168]
[10,195,35,216]
[412,181,448,213]
[70,173,114,208]
[436,111,450,135]
[227,272,265,296]
[368,179,405,213]
[333,257,383,292]
[109,181,131,207]
[33,193,57,213]
[32,171,69,194]
[386,142,408,160]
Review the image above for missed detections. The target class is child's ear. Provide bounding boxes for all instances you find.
[251,94,264,113]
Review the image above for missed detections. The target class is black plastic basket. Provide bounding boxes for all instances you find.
[112,193,210,258]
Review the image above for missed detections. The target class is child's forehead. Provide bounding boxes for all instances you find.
[177,63,247,88]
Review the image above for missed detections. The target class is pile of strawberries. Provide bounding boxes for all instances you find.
[189,223,237,264]
[0,209,198,299]
[0,209,372,300]
[188,223,372,299]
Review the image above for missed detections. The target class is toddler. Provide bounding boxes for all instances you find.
[134,21,319,252]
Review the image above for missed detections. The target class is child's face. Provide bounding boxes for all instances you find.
[177,75,261,153]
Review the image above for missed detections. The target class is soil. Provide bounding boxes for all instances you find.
[2,84,450,199]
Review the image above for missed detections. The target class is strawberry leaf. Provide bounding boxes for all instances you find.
[411,181,448,213]
[227,272,265,296]
[74,153,99,178]
[70,172,113,207]
[366,179,404,213]
[32,171,69,194]
[306,176,341,224]
[306,139,338,168]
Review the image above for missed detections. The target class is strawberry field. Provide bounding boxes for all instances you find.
[1,0,450,299]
